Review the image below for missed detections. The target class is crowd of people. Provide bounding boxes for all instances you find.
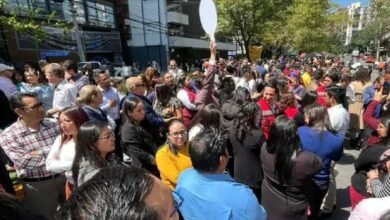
[0,41,390,220]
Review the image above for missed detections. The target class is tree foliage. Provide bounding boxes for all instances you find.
[0,0,70,41]
[216,0,288,59]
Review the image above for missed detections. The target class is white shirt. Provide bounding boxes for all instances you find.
[0,76,18,99]
[349,197,390,220]
[328,104,350,136]
[189,124,203,141]
[169,68,184,81]
[46,136,75,183]
[177,89,197,111]
[99,86,120,120]
[52,80,78,110]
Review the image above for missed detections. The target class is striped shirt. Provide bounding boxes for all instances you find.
[371,174,390,198]
[0,118,60,179]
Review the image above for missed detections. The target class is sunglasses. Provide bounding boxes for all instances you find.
[21,102,44,111]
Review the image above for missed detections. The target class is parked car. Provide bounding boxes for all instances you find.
[78,61,102,75]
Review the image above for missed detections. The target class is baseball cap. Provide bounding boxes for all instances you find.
[0,64,14,72]
[380,148,390,162]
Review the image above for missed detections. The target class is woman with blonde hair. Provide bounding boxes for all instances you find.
[77,85,116,129]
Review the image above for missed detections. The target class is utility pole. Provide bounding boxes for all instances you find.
[69,0,86,62]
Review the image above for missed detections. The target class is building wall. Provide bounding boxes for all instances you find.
[127,0,169,70]
[345,2,370,45]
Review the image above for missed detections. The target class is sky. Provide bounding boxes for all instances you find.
[332,0,370,7]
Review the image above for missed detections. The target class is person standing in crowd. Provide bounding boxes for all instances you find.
[168,59,184,82]
[363,88,390,147]
[298,104,344,219]
[72,121,120,188]
[278,92,300,120]
[156,119,192,190]
[350,142,390,209]
[262,115,321,220]
[348,69,372,149]
[301,64,313,89]
[77,85,116,129]
[176,127,267,219]
[0,89,18,130]
[152,84,183,120]
[121,97,159,175]
[177,73,198,128]
[62,60,89,90]
[96,71,120,123]
[0,92,64,219]
[19,61,53,110]
[367,149,390,198]
[58,166,180,220]
[189,104,221,141]
[162,72,178,97]
[229,102,265,202]
[326,85,350,136]
[45,106,88,199]
[257,82,279,139]
[363,76,384,108]
[289,76,305,102]
[0,63,18,99]
[221,87,251,132]
[44,63,78,117]
[125,76,164,140]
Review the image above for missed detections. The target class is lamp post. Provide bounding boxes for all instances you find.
[68,0,86,62]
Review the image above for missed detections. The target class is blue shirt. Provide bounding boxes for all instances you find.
[176,168,267,220]
[298,126,344,182]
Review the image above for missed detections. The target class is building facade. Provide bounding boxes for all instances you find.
[1,0,123,66]
[127,0,235,71]
[345,2,370,45]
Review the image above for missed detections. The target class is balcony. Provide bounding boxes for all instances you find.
[167,11,189,26]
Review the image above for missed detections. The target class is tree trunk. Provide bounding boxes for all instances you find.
[244,39,250,61]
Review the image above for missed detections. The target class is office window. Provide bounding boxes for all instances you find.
[86,1,115,28]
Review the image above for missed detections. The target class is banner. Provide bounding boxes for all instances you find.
[249,46,263,61]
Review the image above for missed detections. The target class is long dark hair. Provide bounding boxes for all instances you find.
[232,86,251,106]
[59,106,89,145]
[304,103,336,134]
[267,116,301,185]
[190,104,221,129]
[218,77,236,104]
[235,102,259,142]
[379,115,390,143]
[300,91,318,111]
[122,97,142,123]
[155,84,171,106]
[72,121,111,187]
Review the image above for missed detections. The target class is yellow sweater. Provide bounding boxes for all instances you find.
[156,143,192,190]
[301,72,312,89]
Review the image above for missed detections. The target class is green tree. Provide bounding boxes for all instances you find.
[283,0,331,52]
[0,0,69,41]
[216,0,288,59]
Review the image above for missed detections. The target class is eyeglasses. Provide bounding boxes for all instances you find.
[170,191,183,217]
[21,102,44,111]
[134,84,145,88]
[169,130,187,138]
[99,132,115,140]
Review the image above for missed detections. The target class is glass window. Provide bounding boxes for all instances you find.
[31,0,47,15]
[86,1,115,28]
[49,0,64,19]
